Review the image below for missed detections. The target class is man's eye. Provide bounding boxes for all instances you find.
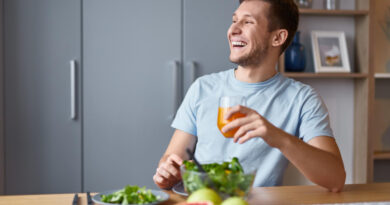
[245,21,253,24]
[232,20,237,23]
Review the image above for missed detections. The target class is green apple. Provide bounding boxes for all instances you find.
[187,188,222,205]
[221,197,248,205]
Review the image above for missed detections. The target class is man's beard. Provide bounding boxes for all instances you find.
[230,44,269,67]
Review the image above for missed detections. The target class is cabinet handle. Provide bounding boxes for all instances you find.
[188,61,197,83]
[70,60,77,120]
[169,61,181,121]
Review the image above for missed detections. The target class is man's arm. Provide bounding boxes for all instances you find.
[153,129,197,189]
[276,133,345,192]
[221,105,346,192]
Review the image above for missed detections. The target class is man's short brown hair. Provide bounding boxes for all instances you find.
[239,0,299,54]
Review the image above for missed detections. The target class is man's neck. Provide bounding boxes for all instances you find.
[235,61,278,83]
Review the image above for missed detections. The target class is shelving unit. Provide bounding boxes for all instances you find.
[299,8,369,16]
[375,73,390,79]
[371,0,390,183]
[279,7,370,80]
[373,151,390,160]
[279,0,372,184]
[286,0,390,183]
[283,72,368,78]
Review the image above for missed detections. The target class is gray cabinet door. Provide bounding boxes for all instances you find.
[183,0,239,93]
[4,0,82,194]
[83,0,181,191]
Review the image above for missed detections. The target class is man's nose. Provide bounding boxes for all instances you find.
[230,23,242,35]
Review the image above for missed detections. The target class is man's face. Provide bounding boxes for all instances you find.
[227,0,272,66]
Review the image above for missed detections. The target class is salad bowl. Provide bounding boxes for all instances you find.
[180,157,256,199]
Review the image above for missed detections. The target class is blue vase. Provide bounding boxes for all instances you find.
[285,31,306,72]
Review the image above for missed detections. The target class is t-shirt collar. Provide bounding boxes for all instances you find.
[229,68,281,89]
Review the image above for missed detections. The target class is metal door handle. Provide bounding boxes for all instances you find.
[188,61,197,83]
[70,60,77,120]
[169,61,181,120]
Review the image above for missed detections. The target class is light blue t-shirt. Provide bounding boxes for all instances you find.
[172,68,333,187]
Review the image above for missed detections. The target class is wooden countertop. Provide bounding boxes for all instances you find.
[1,183,390,205]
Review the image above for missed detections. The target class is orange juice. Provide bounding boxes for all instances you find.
[217,107,246,138]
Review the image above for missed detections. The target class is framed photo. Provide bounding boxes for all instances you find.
[311,31,351,73]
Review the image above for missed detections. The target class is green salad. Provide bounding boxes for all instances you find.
[100,185,157,205]
[182,157,255,197]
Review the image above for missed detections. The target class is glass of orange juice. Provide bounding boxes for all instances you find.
[217,96,246,138]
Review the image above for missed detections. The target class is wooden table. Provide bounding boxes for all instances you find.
[0,183,389,205]
[248,183,390,204]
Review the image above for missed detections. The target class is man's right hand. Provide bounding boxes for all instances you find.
[153,153,183,189]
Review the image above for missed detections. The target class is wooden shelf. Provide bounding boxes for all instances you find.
[375,73,390,79]
[373,151,390,160]
[283,72,368,78]
[299,9,369,16]
[283,1,373,183]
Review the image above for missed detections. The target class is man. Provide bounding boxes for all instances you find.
[153,0,346,192]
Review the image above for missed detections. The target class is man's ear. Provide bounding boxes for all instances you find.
[271,29,288,47]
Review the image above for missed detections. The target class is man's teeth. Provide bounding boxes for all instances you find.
[232,41,247,46]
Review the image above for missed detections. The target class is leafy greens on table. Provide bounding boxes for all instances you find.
[100,185,157,205]
[182,157,254,197]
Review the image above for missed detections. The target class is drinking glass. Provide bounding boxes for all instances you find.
[217,96,246,138]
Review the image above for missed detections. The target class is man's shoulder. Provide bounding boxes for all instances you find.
[185,69,232,97]
[279,75,318,98]
[195,69,232,89]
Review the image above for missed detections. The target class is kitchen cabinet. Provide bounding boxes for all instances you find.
[83,0,181,191]
[4,0,82,194]
[83,0,240,191]
[4,0,242,194]
[182,0,237,92]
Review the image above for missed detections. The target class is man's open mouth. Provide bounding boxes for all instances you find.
[232,41,247,48]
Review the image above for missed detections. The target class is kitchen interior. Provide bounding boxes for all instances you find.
[0,0,390,204]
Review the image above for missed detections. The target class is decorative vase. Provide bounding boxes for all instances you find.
[285,31,306,72]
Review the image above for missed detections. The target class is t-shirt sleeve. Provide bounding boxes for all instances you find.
[171,79,199,136]
[298,88,334,142]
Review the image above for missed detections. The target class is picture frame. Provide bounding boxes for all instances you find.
[311,31,351,73]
